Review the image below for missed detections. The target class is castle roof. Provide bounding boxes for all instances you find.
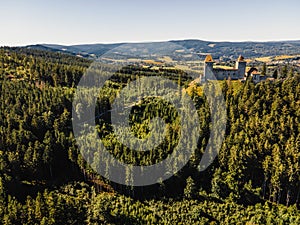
[237,55,245,62]
[205,54,214,62]
[251,71,261,75]
[214,68,238,71]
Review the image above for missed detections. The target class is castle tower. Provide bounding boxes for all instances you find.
[235,55,246,78]
[203,54,215,80]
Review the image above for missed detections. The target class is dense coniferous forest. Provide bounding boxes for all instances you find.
[0,47,299,224]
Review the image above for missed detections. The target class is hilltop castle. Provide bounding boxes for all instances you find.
[200,55,246,82]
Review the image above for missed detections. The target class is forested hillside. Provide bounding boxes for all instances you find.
[27,39,300,59]
[0,47,299,224]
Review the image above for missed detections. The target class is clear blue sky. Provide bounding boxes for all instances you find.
[1,0,300,46]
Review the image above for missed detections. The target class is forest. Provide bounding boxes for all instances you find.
[0,47,299,224]
[28,39,300,59]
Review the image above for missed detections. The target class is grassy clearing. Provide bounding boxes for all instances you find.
[254,56,272,62]
[274,54,300,60]
[142,60,163,65]
[185,79,243,98]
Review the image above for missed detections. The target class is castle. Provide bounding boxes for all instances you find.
[200,55,246,82]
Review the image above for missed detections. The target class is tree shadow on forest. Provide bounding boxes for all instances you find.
[6,157,85,202]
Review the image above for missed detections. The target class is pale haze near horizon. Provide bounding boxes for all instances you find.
[1,0,300,46]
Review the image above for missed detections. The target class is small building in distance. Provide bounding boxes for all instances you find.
[251,70,267,83]
[200,54,246,82]
[245,67,270,83]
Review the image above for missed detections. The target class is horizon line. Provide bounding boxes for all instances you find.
[1,38,300,48]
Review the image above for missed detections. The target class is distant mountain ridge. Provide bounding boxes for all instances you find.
[26,39,300,59]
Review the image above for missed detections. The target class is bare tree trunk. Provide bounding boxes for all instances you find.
[286,189,290,207]
[269,184,273,201]
[50,165,53,178]
[272,187,277,203]
[296,186,300,205]
[83,169,86,181]
[277,189,281,204]
[262,179,267,199]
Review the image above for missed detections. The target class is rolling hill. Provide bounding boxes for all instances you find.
[25,39,300,59]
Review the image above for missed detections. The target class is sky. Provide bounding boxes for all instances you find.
[1,0,300,46]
